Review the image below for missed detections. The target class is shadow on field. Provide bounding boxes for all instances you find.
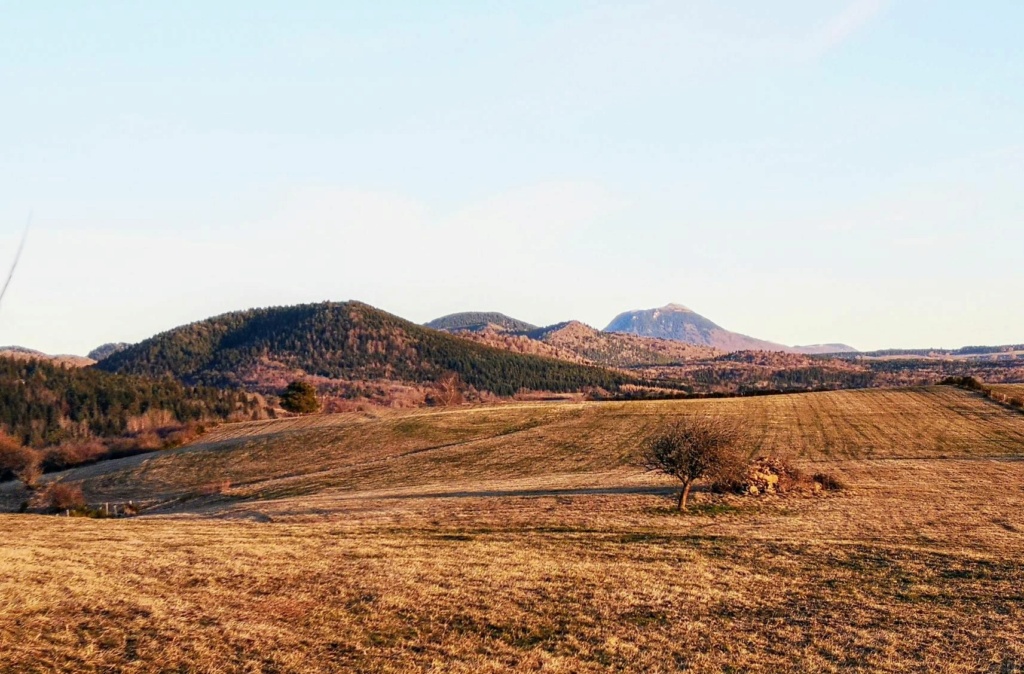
[376,485,680,500]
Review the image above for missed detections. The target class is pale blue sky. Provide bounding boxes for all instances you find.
[1,1,1022,354]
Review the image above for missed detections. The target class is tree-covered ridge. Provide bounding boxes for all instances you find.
[425,312,537,333]
[98,302,631,396]
[0,357,259,447]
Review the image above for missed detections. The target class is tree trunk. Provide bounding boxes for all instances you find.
[678,481,693,511]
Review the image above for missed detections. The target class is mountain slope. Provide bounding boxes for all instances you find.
[97,302,630,397]
[426,312,537,333]
[0,356,258,451]
[0,346,95,368]
[88,342,132,362]
[528,321,720,367]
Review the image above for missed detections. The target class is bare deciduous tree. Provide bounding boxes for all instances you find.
[434,372,465,407]
[641,414,745,511]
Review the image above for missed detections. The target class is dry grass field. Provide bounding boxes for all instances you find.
[2,386,1024,672]
[991,383,1024,398]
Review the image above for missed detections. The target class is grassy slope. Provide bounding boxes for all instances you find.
[992,383,1024,397]
[4,385,1020,511]
[1,386,1023,672]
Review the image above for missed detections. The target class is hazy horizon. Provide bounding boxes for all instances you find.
[2,1,1022,354]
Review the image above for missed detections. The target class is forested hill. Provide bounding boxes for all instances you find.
[0,357,259,447]
[425,312,537,333]
[97,302,631,396]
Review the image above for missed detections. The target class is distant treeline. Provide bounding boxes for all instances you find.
[849,345,1024,358]
[0,357,261,448]
[98,302,632,396]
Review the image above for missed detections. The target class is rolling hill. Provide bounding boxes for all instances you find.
[12,385,1023,513]
[96,301,631,398]
[451,320,721,369]
[604,304,857,354]
[0,346,95,368]
[526,321,720,366]
[2,387,1023,671]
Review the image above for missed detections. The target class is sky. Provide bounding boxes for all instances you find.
[1,0,1022,355]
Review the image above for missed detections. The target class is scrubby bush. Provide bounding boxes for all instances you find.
[42,441,109,472]
[31,482,86,513]
[0,432,42,488]
[280,381,320,414]
[641,414,746,510]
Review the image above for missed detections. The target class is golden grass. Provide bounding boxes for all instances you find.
[1,387,1023,672]
[991,383,1024,397]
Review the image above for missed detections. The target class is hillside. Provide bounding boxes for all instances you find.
[97,301,631,400]
[0,355,253,446]
[13,386,1022,512]
[605,304,857,354]
[425,311,537,333]
[528,321,720,366]
[87,342,132,362]
[452,320,720,369]
[0,346,94,368]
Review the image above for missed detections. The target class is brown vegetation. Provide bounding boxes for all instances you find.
[430,372,465,407]
[28,481,86,513]
[0,432,42,489]
[0,387,1022,671]
[641,414,745,509]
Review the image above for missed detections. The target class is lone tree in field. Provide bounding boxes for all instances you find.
[641,414,745,511]
[279,380,320,414]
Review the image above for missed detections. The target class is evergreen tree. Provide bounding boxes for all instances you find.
[280,381,319,414]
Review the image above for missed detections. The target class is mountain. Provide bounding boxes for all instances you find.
[604,304,857,354]
[97,301,630,398]
[0,346,95,368]
[790,344,859,355]
[426,312,537,333]
[88,342,132,362]
[604,304,789,352]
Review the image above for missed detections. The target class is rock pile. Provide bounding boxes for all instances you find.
[741,456,803,496]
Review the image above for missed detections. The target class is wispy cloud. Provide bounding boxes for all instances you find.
[802,0,889,60]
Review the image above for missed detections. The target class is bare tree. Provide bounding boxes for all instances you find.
[641,414,745,511]
[434,372,464,407]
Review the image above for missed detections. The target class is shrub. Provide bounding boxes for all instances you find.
[43,441,109,471]
[32,482,87,513]
[280,380,320,414]
[0,433,43,488]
